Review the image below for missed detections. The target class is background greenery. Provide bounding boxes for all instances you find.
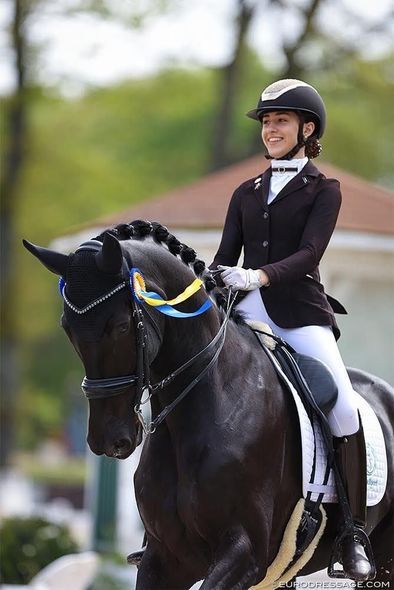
[0,516,79,584]
[3,52,394,452]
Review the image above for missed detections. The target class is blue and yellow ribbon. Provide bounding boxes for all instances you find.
[130,268,212,318]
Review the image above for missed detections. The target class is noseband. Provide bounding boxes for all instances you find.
[61,240,236,433]
[81,375,138,398]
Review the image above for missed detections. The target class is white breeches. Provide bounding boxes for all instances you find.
[237,290,360,437]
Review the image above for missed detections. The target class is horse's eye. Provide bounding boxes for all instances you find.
[117,322,130,334]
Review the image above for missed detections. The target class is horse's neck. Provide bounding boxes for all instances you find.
[151,310,220,381]
[150,317,268,438]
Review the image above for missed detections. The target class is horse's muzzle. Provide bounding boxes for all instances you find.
[111,437,134,459]
[88,420,143,459]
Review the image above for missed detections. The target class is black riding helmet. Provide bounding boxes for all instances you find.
[246,79,326,139]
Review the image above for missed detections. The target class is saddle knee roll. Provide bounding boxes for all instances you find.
[293,353,338,415]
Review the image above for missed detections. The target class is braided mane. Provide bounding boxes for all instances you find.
[94,220,227,306]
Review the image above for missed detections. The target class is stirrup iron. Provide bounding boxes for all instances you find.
[328,526,376,580]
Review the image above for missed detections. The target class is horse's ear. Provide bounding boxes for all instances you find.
[95,232,123,274]
[22,239,68,276]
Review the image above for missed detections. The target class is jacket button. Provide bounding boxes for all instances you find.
[263,212,269,219]
[263,241,268,247]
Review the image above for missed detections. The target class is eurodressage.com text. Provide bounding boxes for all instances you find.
[278,583,390,588]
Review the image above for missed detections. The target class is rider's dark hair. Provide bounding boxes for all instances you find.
[304,137,322,159]
[297,111,322,159]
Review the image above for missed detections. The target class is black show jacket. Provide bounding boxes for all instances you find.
[211,160,346,339]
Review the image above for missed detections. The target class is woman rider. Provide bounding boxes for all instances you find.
[211,78,374,581]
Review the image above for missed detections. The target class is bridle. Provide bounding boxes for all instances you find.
[61,240,236,434]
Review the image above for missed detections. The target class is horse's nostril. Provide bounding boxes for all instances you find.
[113,438,133,458]
[114,438,132,452]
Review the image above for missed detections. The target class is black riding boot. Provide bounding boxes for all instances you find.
[334,424,374,581]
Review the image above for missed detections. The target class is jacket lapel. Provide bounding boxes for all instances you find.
[253,167,271,211]
[269,160,320,205]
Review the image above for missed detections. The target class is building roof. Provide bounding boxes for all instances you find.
[102,155,393,235]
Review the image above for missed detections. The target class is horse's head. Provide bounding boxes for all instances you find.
[23,232,158,459]
[24,222,221,459]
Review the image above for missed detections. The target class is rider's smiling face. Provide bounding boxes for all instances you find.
[261,110,313,159]
[261,110,300,159]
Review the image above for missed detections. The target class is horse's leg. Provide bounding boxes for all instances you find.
[199,526,262,590]
[135,542,196,590]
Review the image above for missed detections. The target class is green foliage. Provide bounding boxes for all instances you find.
[16,330,83,449]
[315,55,394,187]
[0,516,79,584]
[16,68,217,245]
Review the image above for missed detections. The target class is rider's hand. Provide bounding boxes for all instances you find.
[218,266,268,291]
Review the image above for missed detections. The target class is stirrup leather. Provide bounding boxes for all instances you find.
[328,526,376,580]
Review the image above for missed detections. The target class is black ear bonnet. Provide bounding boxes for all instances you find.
[62,240,130,342]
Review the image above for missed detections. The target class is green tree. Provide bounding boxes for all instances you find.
[210,0,394,167]
[1,0,30,466]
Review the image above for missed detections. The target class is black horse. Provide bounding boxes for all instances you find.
[24,221,393,590]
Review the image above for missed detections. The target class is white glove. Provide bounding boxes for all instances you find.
[218,266,263,291]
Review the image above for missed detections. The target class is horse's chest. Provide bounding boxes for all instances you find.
[135,439,199,542]
[136,444,210,538]
[176,479,202,523]
[137,466,199,524]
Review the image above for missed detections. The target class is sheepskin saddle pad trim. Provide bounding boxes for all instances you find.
[246,320,277,350]
[250,499,327,590]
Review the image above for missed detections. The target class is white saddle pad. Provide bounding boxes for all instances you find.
[265,349,388,506]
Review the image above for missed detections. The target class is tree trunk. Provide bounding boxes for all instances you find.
[282,0,322,79]
[210,0,255,171]
[0,0,28,466]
